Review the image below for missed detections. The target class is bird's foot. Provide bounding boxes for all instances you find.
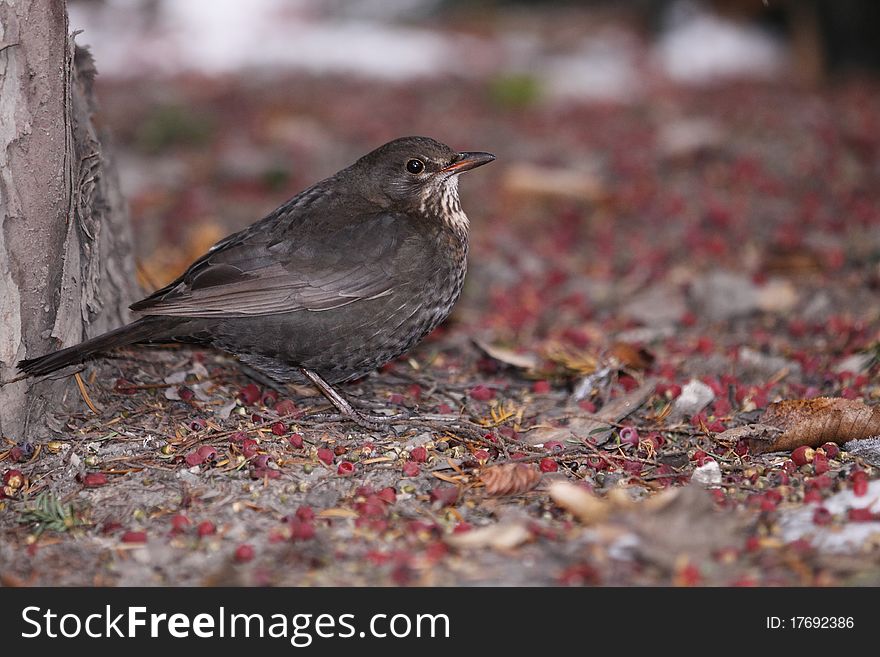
[300,367,417,431]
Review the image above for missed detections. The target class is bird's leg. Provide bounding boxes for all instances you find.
[300,368,410,430]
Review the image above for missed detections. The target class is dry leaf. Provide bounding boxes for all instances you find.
[481,463,541,496]
[472,339,540,370]
[548,481,610,525]
[609,342,655,371]
[445,522,531,550]
[527,377,656,446]
[724,398,880,453]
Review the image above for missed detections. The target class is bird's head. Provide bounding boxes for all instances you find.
[351,136,495,224]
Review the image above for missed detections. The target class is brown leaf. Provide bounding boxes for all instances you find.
[527,377,656,447]
[743,398,880,453]
[472,339,539,370]
[609,342,655,371]
[548,481,611,525]
[480,463,541,496]
[445,522,531,550]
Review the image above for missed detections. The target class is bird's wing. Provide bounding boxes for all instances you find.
[131,210,434,318]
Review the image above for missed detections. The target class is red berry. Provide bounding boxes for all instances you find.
[185,451,205,467]
[2,469,23,488]
[410,446,428,463]
[812,451,829,475]
[820,442,840,459]
[619,427,639,447]
[539,457,558,473]
[469,385,495,401]
[848,508,875,522]
[82,472,108,487]
[289,433,304,449]
[377,487,397,504]
[853,477,869,497]
[803,490,823,504]
[237,384,261,405]
[234,544,255,563]
[270,421,287,436]
[532,380,552,394]
[337,461,355,476]
[121,531,147,543]
[197,521,216,537]
[295,506,315,522]
[473,449,490,463]
[197,445,217,461]
[812,507,832,526]
[317,448,335,465]
[544,440,564,453]
[170,514,190,532]
[791,446,815,467]
[402,461,420,477]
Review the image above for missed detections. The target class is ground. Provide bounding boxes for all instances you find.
[3,7,880,586]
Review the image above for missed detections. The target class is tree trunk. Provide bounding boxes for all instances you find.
[0,0,138,441]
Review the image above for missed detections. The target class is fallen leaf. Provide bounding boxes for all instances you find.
[609,342,655,370]
[526,378,656,446]
[445,522,531,550]
[481,463,541,496]
[548,481,611,525]
[472,338,540,370]
[727,398,880,453]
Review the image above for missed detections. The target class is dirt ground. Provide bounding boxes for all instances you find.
[3,8,880,586]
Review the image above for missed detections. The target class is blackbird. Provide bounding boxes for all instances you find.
[18,136,495,428]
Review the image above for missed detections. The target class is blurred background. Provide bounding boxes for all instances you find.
[69,0,880,361]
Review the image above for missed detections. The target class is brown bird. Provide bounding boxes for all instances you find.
[18,136,495,428]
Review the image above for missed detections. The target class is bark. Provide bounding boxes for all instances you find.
[0,0,138,440]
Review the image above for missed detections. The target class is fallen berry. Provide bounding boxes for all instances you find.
[377,487,397,504]
[82,472,108,487]
[402,461,420,477]
[469,385,495,401]
[237,384,261,405]
[3,469,24,489]
[317,448,335,465]
[409,446,428,463]
[270,422,287,436]
[234,544,255,563]
[170,514,190,532]
[197,521,216,537]
[791,445,815,467]
[289,433,304,449]
[121,531,147,544]
[532,380,552,394]
[820,442,840,459]
[539,457,558,473]
[337,461,355,476]
[812,451,829,475]
[812,507,832,526]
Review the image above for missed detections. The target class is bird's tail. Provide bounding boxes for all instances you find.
[17,317,167,377]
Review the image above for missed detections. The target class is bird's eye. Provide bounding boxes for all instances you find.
[406,159,425,175]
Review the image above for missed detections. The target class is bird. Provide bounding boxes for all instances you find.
[17,136,495,429]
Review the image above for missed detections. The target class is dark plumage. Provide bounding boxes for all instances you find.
[18,136,494,427]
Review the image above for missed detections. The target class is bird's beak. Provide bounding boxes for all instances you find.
[442,151,496,174]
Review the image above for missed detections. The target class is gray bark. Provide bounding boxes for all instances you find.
[0,0,138,440]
